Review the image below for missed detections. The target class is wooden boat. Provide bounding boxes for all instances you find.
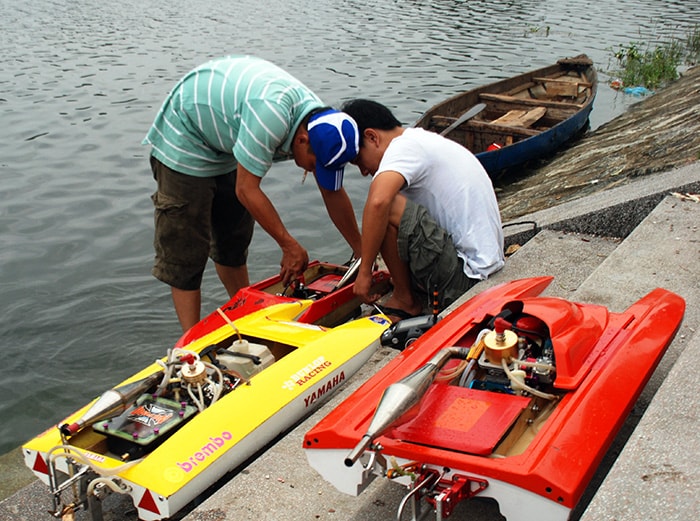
[22,260,392,521]
[414,55,597,177]
[303,277,684,521]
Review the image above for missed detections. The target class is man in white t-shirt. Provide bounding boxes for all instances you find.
[342,99,504,322]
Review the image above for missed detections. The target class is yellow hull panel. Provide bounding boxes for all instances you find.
[23,298,390,519]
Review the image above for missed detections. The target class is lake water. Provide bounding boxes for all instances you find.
[2,0,699,454]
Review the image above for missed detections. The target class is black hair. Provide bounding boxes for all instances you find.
[341,99,401,145]
[301,106,334,129]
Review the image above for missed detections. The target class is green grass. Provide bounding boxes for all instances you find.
[611,25,699,89]
[686,25,700,64]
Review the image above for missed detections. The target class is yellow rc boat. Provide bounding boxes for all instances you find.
[22,260,391,520]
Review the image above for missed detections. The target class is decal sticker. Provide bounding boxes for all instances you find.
[282,356,332,391]
[83,451,106,464]
[370,316,390,326]
[176,431,233,473]
[128,402,174,427]
[304,372,346,408]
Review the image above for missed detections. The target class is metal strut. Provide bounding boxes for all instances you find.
[397,468,489,521]
[396,468,441,521]
[48,456,89,518]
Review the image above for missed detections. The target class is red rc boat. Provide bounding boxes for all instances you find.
[303,277,685,521]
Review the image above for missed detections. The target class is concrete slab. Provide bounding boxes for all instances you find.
[0,449,35,504]
[453,229,620,306]
[500,160,700,251]
[573,195,699,309]
[573,195,699,393]
[581,330,700,521]
[568,195,699,519]
[576,196,700,521]
[0,477,143,521]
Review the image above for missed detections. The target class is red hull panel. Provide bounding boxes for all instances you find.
[304,278,685,510]
[390,384,532,455]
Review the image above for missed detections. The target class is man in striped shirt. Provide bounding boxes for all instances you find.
[144,55,361,331]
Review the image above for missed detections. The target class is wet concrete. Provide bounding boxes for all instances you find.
[496,65,700,221]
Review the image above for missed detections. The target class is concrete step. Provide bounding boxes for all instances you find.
[575,195,700,521]
[572,195,699,403]
[454,228,620,303]
[182,195,699,521]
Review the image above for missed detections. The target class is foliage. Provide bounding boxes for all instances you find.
[611,26,700,89]
[686,25,700,65]
[613,40,682,89]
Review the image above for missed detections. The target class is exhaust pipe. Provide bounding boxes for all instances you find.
[345,347,469,467]
[333,257,362,290]
[59,372,162,437]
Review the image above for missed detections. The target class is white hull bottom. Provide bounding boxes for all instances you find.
[305,449,572,521]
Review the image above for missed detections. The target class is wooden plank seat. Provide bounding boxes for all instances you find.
[491,106,546,128]
[532,76,593,88]
[430,115,541,137]
[479,92,584,109]
[532,76,592,98]
[465,120,540,138]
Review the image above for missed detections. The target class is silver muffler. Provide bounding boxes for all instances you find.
[345,347,469,467]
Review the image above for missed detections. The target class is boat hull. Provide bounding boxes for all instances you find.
[22,261,392,520]
[303,277,685,520]
[475,102,592,175]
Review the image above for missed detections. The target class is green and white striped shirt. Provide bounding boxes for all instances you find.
[143,55,324,177]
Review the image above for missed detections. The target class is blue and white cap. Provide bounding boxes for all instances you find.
[307,109,360,191]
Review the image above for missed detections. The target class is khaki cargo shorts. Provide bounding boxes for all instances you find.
[150,157,254,290]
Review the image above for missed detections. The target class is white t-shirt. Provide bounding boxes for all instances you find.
[375,127,505,279]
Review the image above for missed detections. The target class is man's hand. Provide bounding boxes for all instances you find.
[280,240,309,286]
[353,270,378,304]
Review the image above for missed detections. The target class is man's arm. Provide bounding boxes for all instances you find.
[235,165,308,285]
[355,171,405,302]
[317,185,362,258]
